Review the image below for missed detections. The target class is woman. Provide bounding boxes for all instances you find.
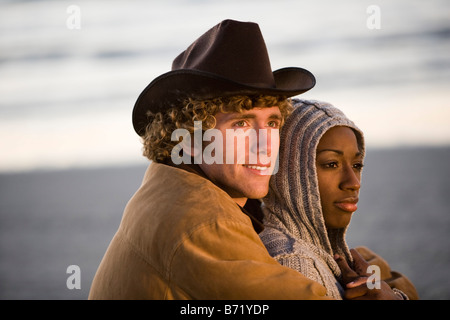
[260,99,418,300]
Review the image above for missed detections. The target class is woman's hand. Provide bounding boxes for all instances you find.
[335,249,403,300]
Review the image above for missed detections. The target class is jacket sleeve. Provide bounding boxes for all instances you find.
[168,218,332,300]
[355,246,419,300]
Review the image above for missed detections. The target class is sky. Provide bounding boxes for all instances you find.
[0,0,449,172]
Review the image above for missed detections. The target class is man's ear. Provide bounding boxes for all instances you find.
[190,122,205,164]
[171,121,204,164]
[181,135,202,159]
[170,128,199,165]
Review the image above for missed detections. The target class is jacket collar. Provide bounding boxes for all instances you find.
[165,161,264,233]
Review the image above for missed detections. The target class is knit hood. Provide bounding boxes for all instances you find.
[262,99,365,272]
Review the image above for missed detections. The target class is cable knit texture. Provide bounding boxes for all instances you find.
[260,99,365,299]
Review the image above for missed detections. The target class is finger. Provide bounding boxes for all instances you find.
[334,254,356,274]
[346,276,369,288]
[350,248,370,276]
[344,284,369,300]
[334,254,359,283]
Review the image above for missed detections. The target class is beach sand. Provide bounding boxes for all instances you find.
[0,147,449,299]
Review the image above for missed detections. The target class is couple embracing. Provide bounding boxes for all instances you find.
[89,20,418,300]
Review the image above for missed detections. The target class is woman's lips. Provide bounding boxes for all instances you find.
[334,199,358,213]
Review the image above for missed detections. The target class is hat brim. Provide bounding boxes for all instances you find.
[132,67,315,136]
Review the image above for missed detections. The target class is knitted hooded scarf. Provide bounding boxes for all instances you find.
[260,99,365,299]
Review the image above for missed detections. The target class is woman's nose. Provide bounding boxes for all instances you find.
[340,165,361,191]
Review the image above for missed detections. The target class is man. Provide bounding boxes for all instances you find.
[89,19,328,299]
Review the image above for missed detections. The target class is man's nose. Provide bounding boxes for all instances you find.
[257,129,271,157]
[252,128,279,165]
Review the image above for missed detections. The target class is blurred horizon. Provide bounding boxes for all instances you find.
[1,1,450,300]
[1,146,449,299]
[1,0,450,173]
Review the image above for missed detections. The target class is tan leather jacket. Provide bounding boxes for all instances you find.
[89,162,330,299]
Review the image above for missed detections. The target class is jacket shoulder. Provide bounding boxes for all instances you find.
[119,163,252,267]
[91,163,332,300]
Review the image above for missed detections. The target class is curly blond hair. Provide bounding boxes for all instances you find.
[142,95,293,163]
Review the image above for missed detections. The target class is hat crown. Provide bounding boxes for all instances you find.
[132,19,316,136]
[172,20,276,88]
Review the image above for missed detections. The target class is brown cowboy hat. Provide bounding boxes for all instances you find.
[132,19,315,136]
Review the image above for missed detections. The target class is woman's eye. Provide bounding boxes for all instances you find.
[353,163,364,170]
[323,162,338,168]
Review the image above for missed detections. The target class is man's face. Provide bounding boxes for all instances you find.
[198,106,281,207]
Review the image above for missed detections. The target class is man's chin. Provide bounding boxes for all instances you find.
[244,188,269,200]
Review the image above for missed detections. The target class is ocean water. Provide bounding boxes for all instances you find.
[0,0,449,300]
[1,0,450,172]
[347,147,450,299]
[0,147,449,299]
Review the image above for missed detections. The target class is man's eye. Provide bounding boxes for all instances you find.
[233,120,247,127]
[267,121,280,128]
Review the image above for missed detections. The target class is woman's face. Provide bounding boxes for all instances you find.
[316,126,363,229]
